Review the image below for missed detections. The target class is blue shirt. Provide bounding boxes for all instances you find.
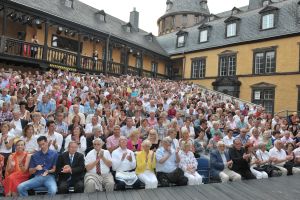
[29,149,58,176]
[37,101,56,115]
[0,94,11,103]
[156,147,177,173]
[84,102,97,115]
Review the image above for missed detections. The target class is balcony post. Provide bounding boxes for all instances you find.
[42,20,49,60]
[76,33,81,68]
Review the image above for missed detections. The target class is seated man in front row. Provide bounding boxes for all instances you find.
[17,136,58,197]
[210,141,241,183]
[156,137,188,187]
[56,141,85,194]
[84,138,115,192]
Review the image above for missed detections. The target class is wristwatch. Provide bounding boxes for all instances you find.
[4,141,8,145]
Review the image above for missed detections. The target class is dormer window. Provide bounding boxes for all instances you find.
[226,23,236,37]
[176,30,188,48]
[123,23,132,33]
[224,16,240,38]
[64,0,73,8]
[209,14,219,22]
[146,33,154,42]
[198,24,211,43]
[231,7,241,15]
[262,14,274,29]
[177,35,185,47]
[166,0,173,11]
[263,0,271,7]
[259,5,279,30]
[96,10,106,22]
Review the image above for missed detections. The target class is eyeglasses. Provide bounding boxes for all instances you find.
[93,143,102,146]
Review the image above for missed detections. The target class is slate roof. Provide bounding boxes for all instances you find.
[157,0,300,56]
[164,0,210,16]
[8,0,169,57]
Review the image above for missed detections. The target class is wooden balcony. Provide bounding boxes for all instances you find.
[0,36,169,79]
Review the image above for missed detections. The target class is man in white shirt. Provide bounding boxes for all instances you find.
[85,116,102,138]
[68,105,86,125]
[269,140,300,175]
[42,120,63,152]
[84,138,115,192]
[120,117,136,138]
[112,136,140,190]
[10,110,28,137]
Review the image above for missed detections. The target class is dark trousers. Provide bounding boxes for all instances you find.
[115,179,141,191]
[234,169,256,180]
[58,180,84,194]
[157,168,188,187]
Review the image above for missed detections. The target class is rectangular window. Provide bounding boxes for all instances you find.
[183,15,187,26]
[226,23,236,37]
[151,62,158,73]
[177,35,185,47]
[51,35,82,53]
[254,49,276,74]
[262,14,274,30]
[191,58,206,78]
[199,30,208,43]
[219,55,236,76]
[136,56,142,68]
[252,88,275,114]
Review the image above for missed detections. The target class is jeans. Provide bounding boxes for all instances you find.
[17,175,57,197]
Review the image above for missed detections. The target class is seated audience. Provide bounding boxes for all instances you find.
[179,140,202,185]
[56,141,85,194]
[135,140,158,189]
[210,141,241,183]
[3,140,31,197]
[17,136,58,197]
[64,126,87,154]
[112,136,140,190]
[156,137,188,187]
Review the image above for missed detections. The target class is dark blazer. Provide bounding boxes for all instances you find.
[228,147,250,172]
[20,119,28,129]
[210,150,230,177]
[56,151,85,184]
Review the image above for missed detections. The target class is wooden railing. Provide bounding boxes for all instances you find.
[0,36,169,79]
[81,56,104,72]
[3,37,44,60]
[47,47,77,68]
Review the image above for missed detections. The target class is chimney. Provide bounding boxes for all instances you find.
[248,0,262,10]
[130,7,139,31]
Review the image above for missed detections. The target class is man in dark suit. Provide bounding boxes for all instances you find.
[210,141,241,182]
[56,141,85,194]
[229,138,256,180]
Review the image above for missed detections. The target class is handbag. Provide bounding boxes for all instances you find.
[284,161,294,175]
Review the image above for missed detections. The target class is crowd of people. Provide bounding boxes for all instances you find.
[0,68,299,197]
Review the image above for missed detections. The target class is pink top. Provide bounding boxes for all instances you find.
[127,138,142,151]
[106,135,120,149]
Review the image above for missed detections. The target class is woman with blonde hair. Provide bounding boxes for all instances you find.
[147,129,160,151]
[127,130,142,152]
[179,140,202,185]
[135,140,158,189]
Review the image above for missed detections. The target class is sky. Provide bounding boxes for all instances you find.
[80,0,249,35]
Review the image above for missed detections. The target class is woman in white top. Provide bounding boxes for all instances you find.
[0,122,15,164]
[181,117,195,140]
[223,129,234,148]
[245,143,268,179]
[64,126,86,154]
[179,140,202,185]
[20,124,38,154]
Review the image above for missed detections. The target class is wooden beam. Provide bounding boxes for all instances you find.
[2,5,7,36]
[42,20,49,60]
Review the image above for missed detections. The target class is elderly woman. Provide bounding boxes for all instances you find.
[3,140,31,197]
[29,112,46,135]
[135,140,158,189]
[64,126,87,154]
[181,117,195,140]
[127,130,142,152]
[262,130,273,151]
[0,122,15,165]
[147,129,160,151]
[179,140,202,185]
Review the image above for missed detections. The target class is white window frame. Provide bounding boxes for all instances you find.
[199,29,208,43]
[262,14,274,30]
[226,23,237,37]
[177,35,185,47]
